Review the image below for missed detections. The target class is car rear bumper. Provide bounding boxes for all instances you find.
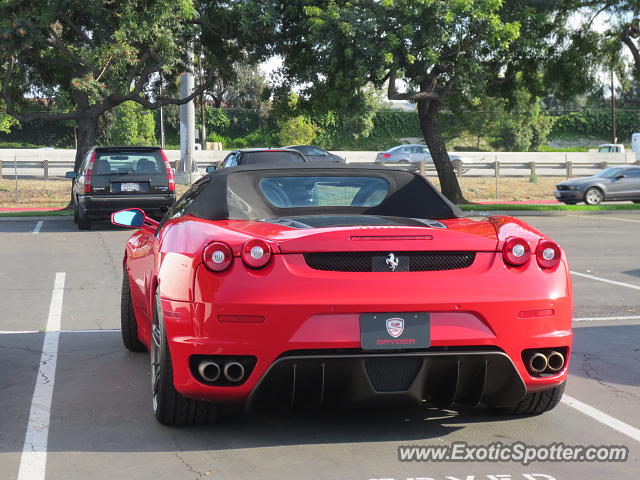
[81,194,175,216]
[158,252,572,407]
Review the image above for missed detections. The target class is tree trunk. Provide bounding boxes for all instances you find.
[417,98,468,204]
[74,116,98,172]
[68,115,98,207]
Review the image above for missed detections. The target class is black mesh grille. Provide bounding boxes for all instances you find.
[304,251,476,272]
[364,357,423,392]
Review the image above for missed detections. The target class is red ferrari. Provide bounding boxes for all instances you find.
[112,165,572,425]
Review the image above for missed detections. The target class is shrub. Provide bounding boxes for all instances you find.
[278,115,319,145]
[105,101,156,145]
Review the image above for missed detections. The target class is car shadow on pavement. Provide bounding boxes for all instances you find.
[0,218,129,234]
[1,331,539,454]
[622,269,640,279]
[569,323,640,388]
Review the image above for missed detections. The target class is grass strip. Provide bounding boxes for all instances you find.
[459,203,640,211]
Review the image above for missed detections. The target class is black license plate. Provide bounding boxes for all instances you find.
[360,312,430,350]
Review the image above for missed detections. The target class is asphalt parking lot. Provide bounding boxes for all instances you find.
[1,213,639,480]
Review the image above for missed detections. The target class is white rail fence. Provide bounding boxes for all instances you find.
[0,149,637,180]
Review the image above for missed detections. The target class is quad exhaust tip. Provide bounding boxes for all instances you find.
[224,361,245,383]
[528,352,549,374]
[547,351,565,372]
[198,360,221,383]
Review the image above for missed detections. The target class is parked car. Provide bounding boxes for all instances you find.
[66,146,175,230]
[596,143,625,153]
[283,145,345,163]
[554,166,640,205]
[112,164,572,425]
[375,144,467,170]
[207,148,306,172]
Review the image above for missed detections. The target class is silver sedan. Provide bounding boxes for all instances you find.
[555,166,640,205]
[375,144,467,169]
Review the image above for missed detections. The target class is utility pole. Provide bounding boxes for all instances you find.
[176,49,197,185]
[611,68,617,144]
[199,53,206,149]
[159,78,165,149]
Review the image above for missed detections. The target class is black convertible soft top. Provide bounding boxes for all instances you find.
[185,164,462,220]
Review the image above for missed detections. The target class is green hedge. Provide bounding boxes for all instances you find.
[2,108,638,150]
[0,120,75,148]
[551,109,640,139]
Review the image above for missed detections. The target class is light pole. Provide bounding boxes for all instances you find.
[611,68,617,144]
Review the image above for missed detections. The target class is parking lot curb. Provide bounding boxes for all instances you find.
[464,209,640,216]
[0,215,71,222]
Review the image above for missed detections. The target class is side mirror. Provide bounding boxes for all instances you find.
[206,165,217,173]
[615,174,627,179]
[111,208,145,228]
[65,171,76,179]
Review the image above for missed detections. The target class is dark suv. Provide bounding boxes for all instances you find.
[67,146,176,230]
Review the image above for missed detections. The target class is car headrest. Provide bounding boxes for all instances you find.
[136,158,157,173]
[94,159,111,175]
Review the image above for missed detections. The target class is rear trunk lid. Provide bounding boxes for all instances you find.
[221,215,498,253]
[89,150,170,195]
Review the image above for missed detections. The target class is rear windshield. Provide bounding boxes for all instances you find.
[259,176,390,208]
[93,151,164,176]
[242,151,305,165]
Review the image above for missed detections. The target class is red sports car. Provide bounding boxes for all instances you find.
[112,165,572,425]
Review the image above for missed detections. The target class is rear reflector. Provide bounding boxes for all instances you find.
[518,309,554,319]
[218,315,265,323]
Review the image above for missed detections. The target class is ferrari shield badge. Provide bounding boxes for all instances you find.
[386,317,404,338]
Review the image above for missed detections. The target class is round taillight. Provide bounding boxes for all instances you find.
[536,240,561,269]
[241,239,272,268]
[203,242,233,272]
[502,237,531,267]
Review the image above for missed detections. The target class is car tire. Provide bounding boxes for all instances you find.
[633,200,640,204]
[151,292,219,426]
[120,268,146,352]
[72,198,78,224]
[584,187,604,205]
[451,159,462,173]
[77,203,91,230]
[492,382,565,415]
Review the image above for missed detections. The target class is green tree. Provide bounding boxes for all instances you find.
[0,100,18,133]
[259,0,579,203]
[278,115,318,145]
[0,0,248,171]
[105,101,156,145]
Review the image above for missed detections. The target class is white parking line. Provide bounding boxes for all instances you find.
[574,315,640,322]
[17,272,65,480]
[0,330,38,334]
[561,395,640,443]
[568,214,640,223]
[31,221,43,234]
[597,216,640,223]
[571,271,640,291]
[0,329,119,334]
